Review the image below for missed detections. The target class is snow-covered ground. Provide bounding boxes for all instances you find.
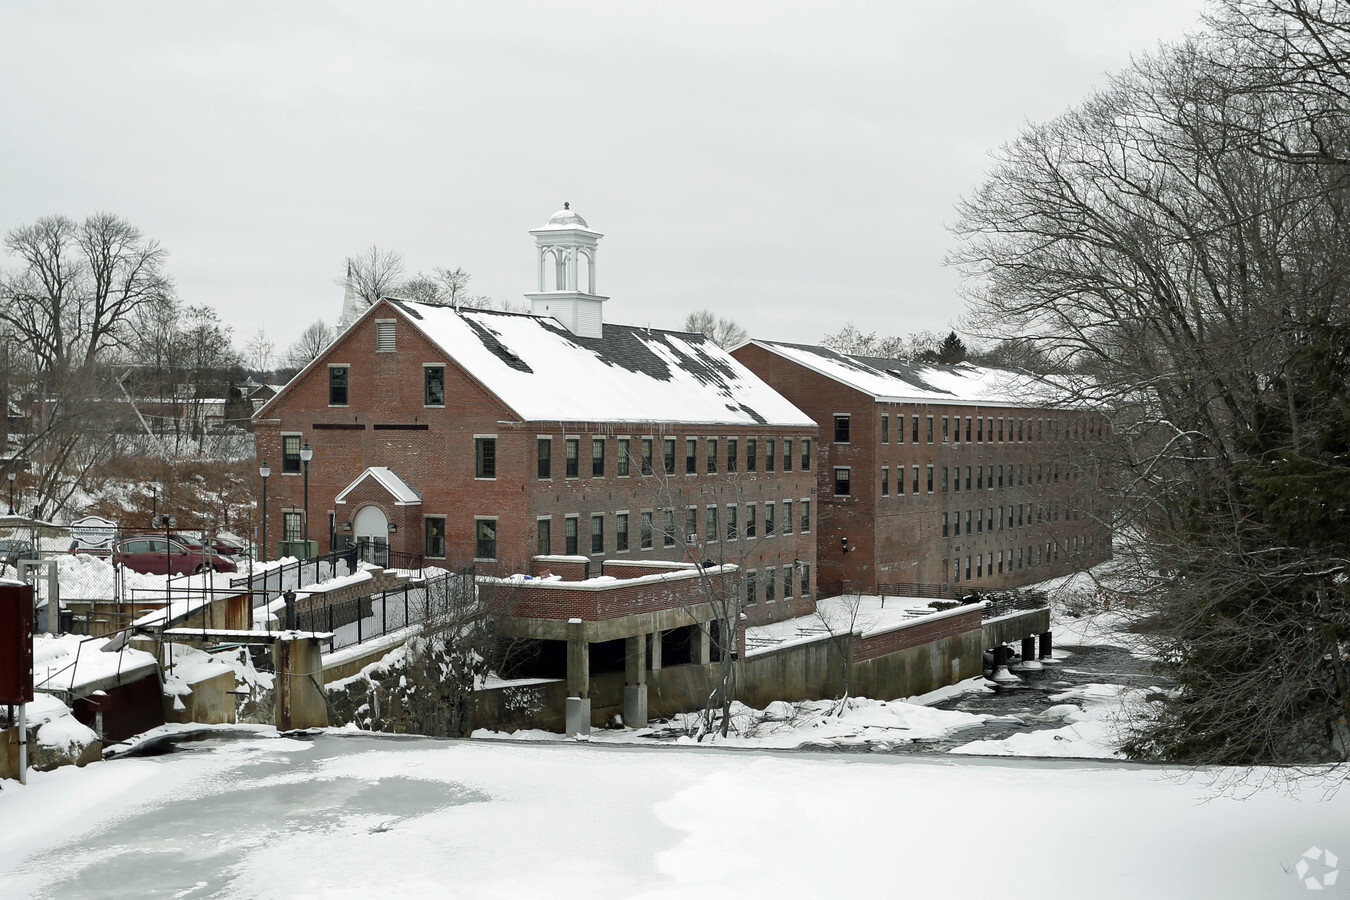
[1,731,1345,898]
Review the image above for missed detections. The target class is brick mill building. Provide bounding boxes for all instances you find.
[254,207,821,728]
[731,342,1112,597]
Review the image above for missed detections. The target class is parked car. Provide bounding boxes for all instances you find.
[168,533,243,559]
[114,537,238,576]
[0,538,37,570]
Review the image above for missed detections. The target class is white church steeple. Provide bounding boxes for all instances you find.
[524,203,608,338]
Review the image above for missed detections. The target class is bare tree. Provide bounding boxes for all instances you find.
[821,323,947,361]
[683,309,749,349]
[286,320,335,369]
[343,246,406,312]
[242,330,275,376]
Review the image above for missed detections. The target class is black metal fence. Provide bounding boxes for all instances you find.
[875,582,956,600]
[980,591,1049,620]
[278,569,472,651]
[229,545,360,602]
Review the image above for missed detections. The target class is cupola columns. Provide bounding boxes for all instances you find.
[524,203,609,339]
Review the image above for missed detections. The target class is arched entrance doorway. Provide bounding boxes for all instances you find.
[353,505,389,566]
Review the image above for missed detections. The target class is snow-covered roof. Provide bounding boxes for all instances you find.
[335,467,423,506]
[747,340,1065,408]
[392,301,814,427]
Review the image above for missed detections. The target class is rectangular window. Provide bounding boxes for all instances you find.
[328,365,349,406]
[912,414,920,444]
[537,517,551,556]
[425,516,446,558]
[977,507,983,533]
[998,417,1005,442]
[977,555,983,578]
[977,467,984,490]
[707,437,718,474]
[834,467,851,496]
[912,465,919,494]
[801,439,810,471]
[966,510,973,534]
[616,512,629,551]
[881,413,889,444]
[640,511,653,550]
[965,416,972,442]
[747,438,758,471]
[765,438,776,472]
[834,415,850,443]
[686,507,698,545]
[765,568,775,603]
[591,514,604,554]
[618,438,631,477]
[801,499,811,533]
[1018,418,1025,442]
[782,439,792,472]
[283,510,302,542]
[424,365,445,406]
[746,570,757,606]
[537,437,551,478]
[727,504,738,541]
[376,319,396,352]
[954,509,961,535]
[565,437,579,478]
[783,500,793,534]
[282,434,302,474]
[942,512,949,537]
[686,438,698,474]
[942,416,949,442]
[592,438,605,477]
[663,438,676,475]
[565,516,578,555]
[943,467,950,493]
[783,567,793,600]
[926,415,934,444]
[475,438,496,479]
[801,562,810,598]
[927,464,934,493]
[746,503,757,538]
[706,505,719,542]
[881,466,889,496]
[765,501,775,536]
[664,510,676,547]
[475,519,497,560]
[641,438,653,475]
[988,507,995,531]
[727,437,739,472]
[965,555,972,581]
[977,418,984,443]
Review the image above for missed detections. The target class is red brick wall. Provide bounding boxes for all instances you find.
[732,344,1112,597]
[501,569,729,622]
[852,606,983,661]
[256,302,821,625]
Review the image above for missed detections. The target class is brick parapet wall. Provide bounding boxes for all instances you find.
[492,568,730,622]
[851,606,983,662]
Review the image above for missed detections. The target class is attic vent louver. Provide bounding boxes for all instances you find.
[376,320,396,352]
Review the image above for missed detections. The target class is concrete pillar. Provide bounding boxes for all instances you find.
[275,637,328,730]
[651,630,663,672]
[1039,631,1055,662]
[566,639,590,697]
[691,623,711,666]
[1013,635,1043,671]
[623,633,648,727]
[989,644,1020,684]
[565,696,591,737]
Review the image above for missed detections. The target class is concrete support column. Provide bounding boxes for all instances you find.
[1038,631,1055,662]
[275,637,328,730]
[651,630,663,672]
[989,644,1020,684]
[565,621,591,736]
[623,633,648,728]
[1013,635,1043,671]
[691,623,711,666]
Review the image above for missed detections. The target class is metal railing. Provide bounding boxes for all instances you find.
[275,570,469,651]
[875,582,956,599]
[980,592,1049,620]
[229,545,360,603]
[347,537,424,575]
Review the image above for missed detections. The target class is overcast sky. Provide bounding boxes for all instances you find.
[1,1,1209,358]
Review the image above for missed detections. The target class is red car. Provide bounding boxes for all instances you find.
[114,536,238,576]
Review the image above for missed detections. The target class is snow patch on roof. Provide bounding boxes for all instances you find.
[393,301,814,426]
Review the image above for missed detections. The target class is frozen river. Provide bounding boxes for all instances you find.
[1,729,1345,898]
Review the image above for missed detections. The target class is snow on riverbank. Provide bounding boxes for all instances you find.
[1,731,1345,899]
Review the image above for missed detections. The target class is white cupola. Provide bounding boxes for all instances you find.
[524,203,608,338]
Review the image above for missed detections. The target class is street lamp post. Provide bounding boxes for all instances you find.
[6,469,14,516]
[150,477,161,527]
[300,441,313,548]
[259,460,271,563]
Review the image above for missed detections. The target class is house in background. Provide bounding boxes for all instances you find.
[732,341,1112,597]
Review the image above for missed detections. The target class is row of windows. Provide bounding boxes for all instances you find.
[327,362,446,408]
[951,534,1105,583]
[535,499,813,556]
[835,412,1108,446]
[832,460,1091,498]
[744,563,811,606]
[940,497,1098,537]
[536,435,812,479]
